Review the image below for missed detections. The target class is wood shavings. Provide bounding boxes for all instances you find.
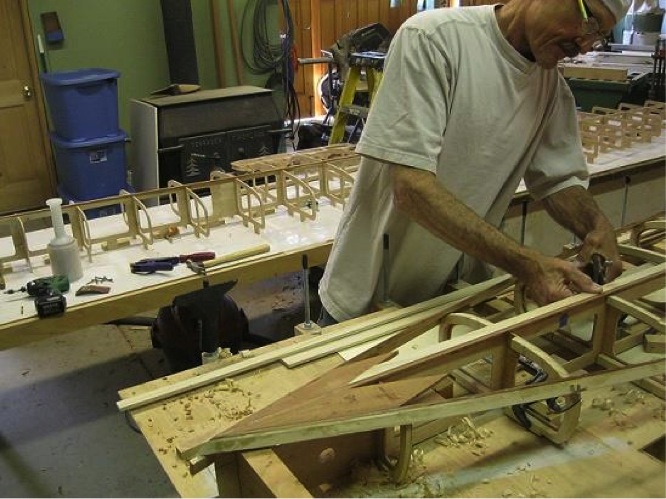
[327,457,446,498]
[434,416,492,451]
[591,397,614,411]
[527,473,547,498]
[612,411,637,429]
[622,389,645,405]
[154,225,180,241]
[221,393,254,420]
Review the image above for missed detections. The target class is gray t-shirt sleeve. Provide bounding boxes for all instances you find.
[524,79,590,200]
[356,26,450,173]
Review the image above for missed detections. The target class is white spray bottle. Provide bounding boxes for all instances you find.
[46,198,83,282]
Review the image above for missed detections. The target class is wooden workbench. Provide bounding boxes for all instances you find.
[0,202,341,349]
[119,228,666,497]
[118,292,666,498]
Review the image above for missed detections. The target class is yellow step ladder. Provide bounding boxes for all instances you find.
[329,52,385,144]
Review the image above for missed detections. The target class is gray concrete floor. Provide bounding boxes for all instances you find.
[0,271,318,497]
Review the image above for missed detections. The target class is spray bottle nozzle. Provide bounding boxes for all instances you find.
[46,198,74,246]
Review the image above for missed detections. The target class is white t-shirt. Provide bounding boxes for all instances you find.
[319,5,589,322]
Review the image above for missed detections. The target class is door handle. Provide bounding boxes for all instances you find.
[23,84,33,99]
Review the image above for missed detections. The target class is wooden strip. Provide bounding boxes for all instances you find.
[283,275,513,367]
[351,263,665,386]
[617,243,666,263]
[181,360,663,458]
[597,354,665,399]
[118,274,511,412]
[201,243,271,269]
[562,64,628,81]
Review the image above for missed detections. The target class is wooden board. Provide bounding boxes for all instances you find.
[562,64,629,81]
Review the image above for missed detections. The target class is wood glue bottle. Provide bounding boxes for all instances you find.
[46,198,83,282]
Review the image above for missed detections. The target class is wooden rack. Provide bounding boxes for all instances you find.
[579,100,665,163]
[0,145,360,275]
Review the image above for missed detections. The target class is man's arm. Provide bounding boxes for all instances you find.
[390,165,602,305]
[541,185,623,280]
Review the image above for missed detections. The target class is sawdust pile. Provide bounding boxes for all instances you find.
[321,450,447,498]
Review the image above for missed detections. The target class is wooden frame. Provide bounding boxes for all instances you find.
[176,256,664,458]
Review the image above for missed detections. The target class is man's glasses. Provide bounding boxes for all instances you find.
[577,0,608,39]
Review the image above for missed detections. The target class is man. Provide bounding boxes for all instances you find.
[318,0,630,325]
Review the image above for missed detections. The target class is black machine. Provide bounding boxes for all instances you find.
[131,86,287,191]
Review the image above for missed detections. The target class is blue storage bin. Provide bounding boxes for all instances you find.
[40,68,120,141]
[51,131,128,201]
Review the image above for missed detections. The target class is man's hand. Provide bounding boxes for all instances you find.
[542,186,623,284]
[574,229,623,283]
[522,255,602,306]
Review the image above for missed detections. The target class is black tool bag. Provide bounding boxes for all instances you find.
[151,294,249,373]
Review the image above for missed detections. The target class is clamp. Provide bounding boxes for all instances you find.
[511,356,580,428]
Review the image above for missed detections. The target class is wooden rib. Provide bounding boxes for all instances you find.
[607,296,665,333]
[617,244,666,263]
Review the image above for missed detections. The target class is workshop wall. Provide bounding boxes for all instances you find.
[26,0,274,134]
